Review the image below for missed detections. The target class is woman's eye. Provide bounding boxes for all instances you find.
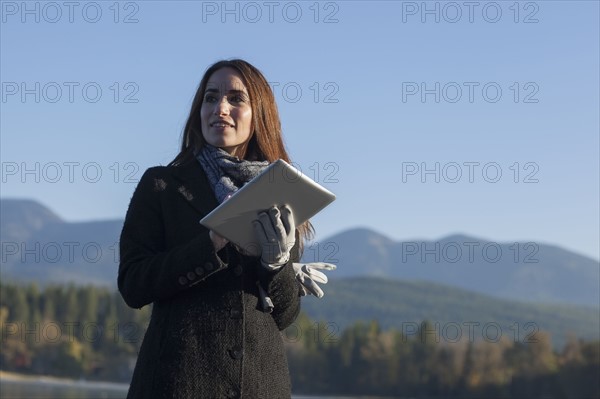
[230,95,244,103]
[203,95,216,103]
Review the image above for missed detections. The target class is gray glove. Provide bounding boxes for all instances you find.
[292,262,336,298]
[252,205,296,271]
[256,281,274,313]
[256,261,336,312]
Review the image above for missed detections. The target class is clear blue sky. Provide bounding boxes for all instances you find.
[1,1,599,260]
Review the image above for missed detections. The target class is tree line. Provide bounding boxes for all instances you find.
[1,282,598,398]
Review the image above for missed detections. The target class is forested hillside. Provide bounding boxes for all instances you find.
[1,283,598,398]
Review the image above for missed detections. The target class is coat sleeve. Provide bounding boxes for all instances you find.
[258,231,302,331]
[118,167,227,309]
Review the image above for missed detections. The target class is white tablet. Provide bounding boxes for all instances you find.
[200,159,336,256]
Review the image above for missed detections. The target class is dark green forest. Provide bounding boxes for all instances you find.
[1,283,598,398]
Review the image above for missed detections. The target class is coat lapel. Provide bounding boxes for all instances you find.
[170,160,219,217]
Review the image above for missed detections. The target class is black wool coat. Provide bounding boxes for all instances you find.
[118,159,301,399]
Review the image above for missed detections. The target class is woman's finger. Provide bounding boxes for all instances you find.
[309,262,337,271]
[303,266,328,284]
[268,207,287,246]
[252,218,268,245]
[279,205,295,236]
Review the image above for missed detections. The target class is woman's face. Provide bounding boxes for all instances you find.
[200,67,253,158]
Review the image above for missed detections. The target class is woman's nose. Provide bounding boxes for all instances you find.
[214,97,230,115]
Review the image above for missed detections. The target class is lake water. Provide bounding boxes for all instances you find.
[0,378,362,399]
[0,378,129,399]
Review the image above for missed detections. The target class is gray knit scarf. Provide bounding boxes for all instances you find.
[195,144,269,203]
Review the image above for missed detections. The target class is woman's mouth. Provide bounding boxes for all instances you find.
[211,122,234,128]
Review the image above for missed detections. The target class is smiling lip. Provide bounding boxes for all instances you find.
[210,120,234,128]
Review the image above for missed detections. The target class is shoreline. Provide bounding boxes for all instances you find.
[1,371,388,398]
[0,370,129,391]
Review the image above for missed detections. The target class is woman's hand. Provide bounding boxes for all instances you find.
[252,205,296,271]
[292,262,337,298]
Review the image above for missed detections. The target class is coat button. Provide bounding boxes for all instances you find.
[178,276,187,286]
[226,388,239,398]
[229,346,243,360]
[186,271,196,281]
[204,261,214,271]
[195,266,204,276]
[233,265,243,276]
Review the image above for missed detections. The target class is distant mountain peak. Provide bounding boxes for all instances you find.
[0,198,63,240]
[325,226,394,245]
[437,233,482,243]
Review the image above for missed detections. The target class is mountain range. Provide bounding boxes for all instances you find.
[1,199,123,286]
[1,198,598,307]
[303,228,600,307]
[1,198,598,347]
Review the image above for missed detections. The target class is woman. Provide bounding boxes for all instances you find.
[118,59,329,398]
